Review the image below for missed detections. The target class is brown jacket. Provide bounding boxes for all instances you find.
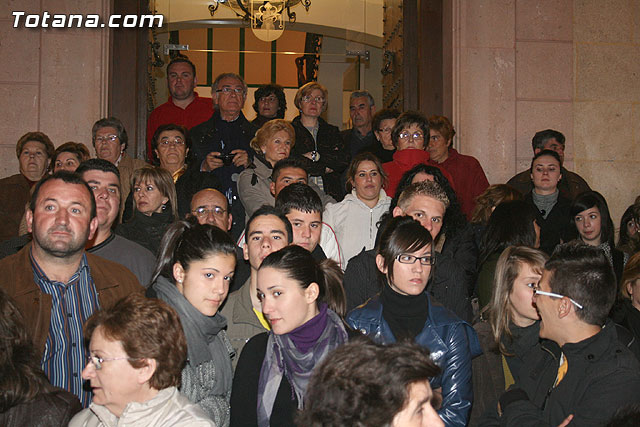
[0,243,143,355]
[0,173,31,241]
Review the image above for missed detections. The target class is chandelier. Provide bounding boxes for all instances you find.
[209,0,312,41]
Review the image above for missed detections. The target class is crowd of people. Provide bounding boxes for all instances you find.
[1,55,640,426]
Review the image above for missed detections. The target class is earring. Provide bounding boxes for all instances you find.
[161,203,167,211]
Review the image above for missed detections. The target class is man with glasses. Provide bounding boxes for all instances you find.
[92,117,147,222]
[190,73,257,240]
[341,91,377,157]
[482,242,640,426]
[146,56,214,162]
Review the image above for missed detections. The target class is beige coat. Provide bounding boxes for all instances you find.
[69,387,215,427]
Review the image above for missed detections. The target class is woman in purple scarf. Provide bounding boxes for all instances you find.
[230,245,349,427]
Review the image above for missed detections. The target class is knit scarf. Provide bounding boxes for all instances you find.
[256,305,348,427]
[153,276,232,395]
[531,190,558,219]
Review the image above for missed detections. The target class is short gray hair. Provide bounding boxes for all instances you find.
[212,73,247,95]
[350,91,375,107]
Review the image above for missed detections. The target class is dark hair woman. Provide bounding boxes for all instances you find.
[524,149,571,255]
[148,219,236,426]
[252,84,287,128]
[476,200,540,309]
[369,108,400,163]
[0,288,82,426]
[618,204,640,258]
[347,216,481,426]
[568,191,628,283]
[230,245,349,427]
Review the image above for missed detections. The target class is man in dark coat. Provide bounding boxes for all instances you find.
[507,129,590,200]
[189,73,257,239]
[481,242,640,426]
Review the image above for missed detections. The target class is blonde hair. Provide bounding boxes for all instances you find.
[294,82,328,112]
[488,246,547,355]
[249,119,295,153]
[620,252,640,300]
[397,181,449,212]
[131,166,178,218]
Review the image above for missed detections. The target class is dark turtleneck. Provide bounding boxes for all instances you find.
[381,284,428,340]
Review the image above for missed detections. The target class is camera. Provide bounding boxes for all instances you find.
[217,153,235,166]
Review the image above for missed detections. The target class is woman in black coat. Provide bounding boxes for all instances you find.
[116,166,177,254]
[524,150,571,255]
[289,82,349,201]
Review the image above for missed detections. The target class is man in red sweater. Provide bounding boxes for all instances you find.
[146,56,213,161]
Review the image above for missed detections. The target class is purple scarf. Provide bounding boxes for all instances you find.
[256,305,347,427]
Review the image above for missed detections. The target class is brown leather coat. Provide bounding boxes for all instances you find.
[0,243,143,355]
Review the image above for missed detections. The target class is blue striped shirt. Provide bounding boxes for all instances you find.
[31,251,100,408]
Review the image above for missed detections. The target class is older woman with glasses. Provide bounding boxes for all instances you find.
[367,108,400,163]
[382,111,453,198]
[290,82,349,201]
[69,294,215,426]
[149,123,221,219]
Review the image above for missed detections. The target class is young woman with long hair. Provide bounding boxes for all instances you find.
[148,219,236,426]
[230,245,348,427]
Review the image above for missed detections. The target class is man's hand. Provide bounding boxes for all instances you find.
[302,151,320,162]
[204,151,224,171]
[231,149,250,167]
[558,414,573,427]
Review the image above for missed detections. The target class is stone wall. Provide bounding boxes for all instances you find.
[0,0,109,178]
[453,0,640,225]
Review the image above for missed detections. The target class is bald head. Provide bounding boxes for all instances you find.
[189,188,231,231]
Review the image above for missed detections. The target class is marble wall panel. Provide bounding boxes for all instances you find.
[516,41,573,100]
[574,101,639,162]
[39,31,103,148]
[574,0,635,43]
[458,47,516,183]
[515,101,573,160]
[0,21,40,83]
[575,43,640,102]
[516,0,572,41]
[460,0,515,49]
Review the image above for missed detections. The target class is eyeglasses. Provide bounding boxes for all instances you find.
[302,95,325,104]
[398,131,424,141]
[159,138,185,147]
[259,95,278,103]
[95,135,118,143]
[216,87,244,94]
[86,355,139,371]
[378,127,393,134]
[192,206,227,218]
[396,254,435,266]
[534,289,584,310]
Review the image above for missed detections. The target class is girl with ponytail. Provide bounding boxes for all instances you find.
[230,245,349,427]
[148,218,236,427]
